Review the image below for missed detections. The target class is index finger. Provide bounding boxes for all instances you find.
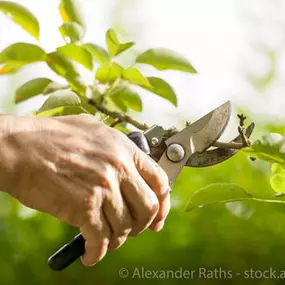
[133,150,171,231]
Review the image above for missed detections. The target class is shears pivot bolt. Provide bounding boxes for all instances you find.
[166,144,185,162]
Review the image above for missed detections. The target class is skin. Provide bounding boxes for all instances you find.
[0,114,170,267]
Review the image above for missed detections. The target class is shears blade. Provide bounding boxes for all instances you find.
[157,101,231,185]
[186,122,255,167]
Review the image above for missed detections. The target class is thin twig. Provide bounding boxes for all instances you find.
[100,95,106,105]
[237,114,251,147]
[213,114,252,149]
[213,141,245,149]
[237,114,247,127]
[88,98,149,130]
[110,119,122,128]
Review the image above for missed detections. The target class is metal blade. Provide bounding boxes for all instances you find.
[186,122,255,167]
[157,101,231,185]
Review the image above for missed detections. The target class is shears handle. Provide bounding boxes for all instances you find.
[48,132,150,271]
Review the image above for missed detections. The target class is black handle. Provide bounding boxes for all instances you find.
[48,233,85,271]
[48,132,150,271]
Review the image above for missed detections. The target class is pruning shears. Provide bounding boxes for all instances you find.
[48,101,255,271]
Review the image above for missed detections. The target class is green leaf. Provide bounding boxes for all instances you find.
[243,133,285,164]
[270,174,285,193]
[136,48,197,73]
[0,1,40,39]
[144,77,177,106]
[59,21,84,43]
[185,183,253,212]
[114,123,130,134]
[61,106,89,115]
[38,90,81,113]
[15,78,52,103]
[36,106,66,116]
[59,0,85,31]
[272,163,285,175]
[105,29,135,57]
[46,51,79,78]
[109,96,127,113]
[80,97,97,115]
[0,43,46,65]
[82,43,110,64]
[270,163,285,193]
[37,105,89,117]
[67,75,88,96]
[115,42,134,57]
[95,62,123,83]
[42,82,68,95]
[122,67,151,88]
[110,85,142,112]
[57,44,93,70]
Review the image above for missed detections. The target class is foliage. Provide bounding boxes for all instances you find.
[0,1,285,285]
[0,1,197,122]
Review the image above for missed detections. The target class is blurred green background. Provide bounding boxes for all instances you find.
[1,0,285,284]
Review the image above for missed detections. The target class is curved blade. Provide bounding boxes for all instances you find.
[186,122,255,167]
[164,101,231,152]
[158,101,231,185]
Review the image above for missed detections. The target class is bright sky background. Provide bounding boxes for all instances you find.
[0,0,284,136]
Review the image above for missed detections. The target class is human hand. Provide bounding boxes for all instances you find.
[2,114,170,266]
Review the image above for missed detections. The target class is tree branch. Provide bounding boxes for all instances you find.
[213,141,245,149]
[212,114,252,150]
[87,98,149,130]
[88,99,250,150]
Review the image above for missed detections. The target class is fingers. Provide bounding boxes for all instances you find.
[79,181,114,267]
[120,167,160,236]
[149,192,170,231]
[80,209,111,267]
[103,187,132,250]
[134,150,170,231]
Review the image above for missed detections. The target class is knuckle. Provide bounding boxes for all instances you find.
[98,163,110,177]
[153,172,169,197]
[81,198,101,224]
[147,200,159,216]
[133,149,141,164]
[109,235,127,250]
[116,227,132,237]
[112,216,132,236]
[84,211,96,226]
[129,218,150,236]
[96,165,115,189]
[155,165,169,185]
[139,200,159,221]
[133,149,147,169]
[82,194,95,211]
[107,154,129,173]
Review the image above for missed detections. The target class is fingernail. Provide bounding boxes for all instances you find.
[151,221,165,232]
[81,255,96,267]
